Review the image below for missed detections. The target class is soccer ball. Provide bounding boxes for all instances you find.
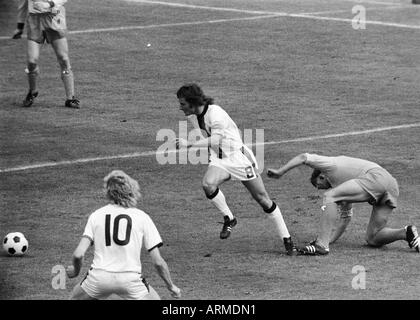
[3,232,29,256]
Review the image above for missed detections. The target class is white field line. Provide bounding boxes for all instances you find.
[0,15,282,40]
[291,13,420,30]
[123,0,420,29]
[0,1,419,41]
[1,123,419,173]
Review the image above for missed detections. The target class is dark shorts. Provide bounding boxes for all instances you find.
[27,9,67,44]
[354,167,399,208]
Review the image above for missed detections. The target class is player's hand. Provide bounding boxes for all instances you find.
[168,285,181,298]
[12,28,23,39]
[66,265,77,278]
[33,1,51,13]
[174,138,189,149]
[266,168,283,179]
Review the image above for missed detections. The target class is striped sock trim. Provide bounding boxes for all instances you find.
[206,188,219,200]
[264,202,277,214]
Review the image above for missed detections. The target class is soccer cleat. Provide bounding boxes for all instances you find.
[283,237,298,256]
[65,97,80,109]
[220,216,237,239]
[406,225,420,253]
[22,91,38,107]
[297,242,330,256]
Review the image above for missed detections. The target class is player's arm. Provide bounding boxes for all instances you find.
[149,247,181,298]
[66,236,92,278]
[267,153,307,179]
[175,133,222,150]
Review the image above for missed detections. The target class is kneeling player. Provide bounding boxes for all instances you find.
[267,153,419,255]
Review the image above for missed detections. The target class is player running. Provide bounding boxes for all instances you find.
[14,0,80,108]
[174,83,297,255]
[66,170,181,300]
[267,153,420,255]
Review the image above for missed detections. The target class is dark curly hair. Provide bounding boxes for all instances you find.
[176,83,214,107]
[310,169,322,187]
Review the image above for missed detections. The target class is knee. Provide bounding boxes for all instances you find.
[254,191,271,209]
[365,232,381,247]
[26,62,39,74]
[322,190,336,206]
[27,56,38,65]
[202,180,218,197]
[57,56,71,70]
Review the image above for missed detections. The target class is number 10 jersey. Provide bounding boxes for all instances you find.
[83,204,163,274]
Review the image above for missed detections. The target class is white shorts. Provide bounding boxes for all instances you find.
[80,268,150,300]
[209,145,258,181]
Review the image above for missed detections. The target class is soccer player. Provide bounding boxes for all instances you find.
[15,0,80,108]
[66,170,181,300]
[174,83,297,255]
[267,153,420,255]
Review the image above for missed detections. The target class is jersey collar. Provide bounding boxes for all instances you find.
[197,104,209,119]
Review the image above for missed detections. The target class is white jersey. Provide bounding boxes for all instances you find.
[83,204,163,274]
[188,104,244,158]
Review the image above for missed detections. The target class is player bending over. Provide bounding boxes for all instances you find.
[267,153,419,255]
[174,83,297,255]
[66,170,181,300]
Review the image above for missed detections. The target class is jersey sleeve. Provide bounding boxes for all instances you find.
[82,214,95,244]
[304,153,336,171]
[208,107,227,137]
[143,215,163,252]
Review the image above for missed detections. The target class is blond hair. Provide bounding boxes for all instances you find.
[103,170,141,208]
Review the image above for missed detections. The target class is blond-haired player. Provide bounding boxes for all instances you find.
[66,170,181,300]
[174,83,297,255]
[267,153,420,255]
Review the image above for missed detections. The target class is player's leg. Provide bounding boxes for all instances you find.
[365,205,407,247]
[320,179,371,246]
[23,40,41,107]
[300,179,371,255]
[50,37,79,108]
[69,282,97,300]
[202,165,236,239]
[242,175,296,254]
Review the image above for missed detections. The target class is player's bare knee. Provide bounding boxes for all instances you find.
[58,57,71,72]
[254,192,271,209]
[322,191,336,207]
[365,232,381,247]
[202,181,218,197]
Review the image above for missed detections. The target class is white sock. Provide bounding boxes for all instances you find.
[207,188,234,220]
[266,203,290,239]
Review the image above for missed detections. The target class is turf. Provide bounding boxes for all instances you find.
[0,0,419,300]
